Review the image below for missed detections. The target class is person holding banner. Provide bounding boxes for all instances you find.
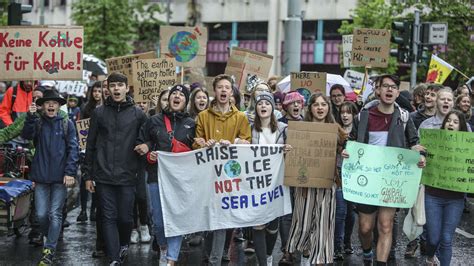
[424,110,469,266]
[455,94,472,128]
[286,92,346,265]
[342,74,424,266]
[250,91,292,266]
[193,74,251,266]
[138,84,194,265]
[84,72,148,265]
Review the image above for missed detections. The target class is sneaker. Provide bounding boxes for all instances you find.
[426,256,440,266]
[76,210,88,223]
[266,255,273,266]
[139,225,151,243]
[362,250,374,265]
[222,249,230,261]
[278,253,293,265]
[300,256,311,266]
[29,233,44,247]
[130,229,139,244]
[92,250,106,258]
[38,248,54,266]
[119,245,128,263]
[404,240,418,258]
[109,261,120,266]
[334,250,344,261]
[344,244,354,255]
[159,248,167,264]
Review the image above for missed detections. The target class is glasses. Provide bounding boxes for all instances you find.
[380,84,399,90]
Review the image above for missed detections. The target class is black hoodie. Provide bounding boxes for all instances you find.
[84,96,147,186]
[139,109,195,183]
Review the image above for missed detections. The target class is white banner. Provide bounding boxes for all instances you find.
[157,144,292,237]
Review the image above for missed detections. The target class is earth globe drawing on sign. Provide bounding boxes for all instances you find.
[224,160,241,178]
[296,88,311,106]
[168,31,199,63]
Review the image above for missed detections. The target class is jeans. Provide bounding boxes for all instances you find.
[148,183,182,261]
[96,183,136,262]
[35,183,67,250]
[334,188,347,252]
[209,229,226,265]
[425,193,464,266]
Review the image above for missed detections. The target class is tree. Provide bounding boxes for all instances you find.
[339,0,473,83]
[72,0,164,60]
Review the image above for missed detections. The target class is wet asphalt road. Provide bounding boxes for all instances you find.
[1,199,473,265]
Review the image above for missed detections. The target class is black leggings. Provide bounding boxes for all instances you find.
[253,218,279,265]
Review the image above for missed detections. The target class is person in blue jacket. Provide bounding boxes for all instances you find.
[22,89,79,266]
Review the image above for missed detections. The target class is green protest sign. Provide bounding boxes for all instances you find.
[342,141,422,208]
[420,129,474,193]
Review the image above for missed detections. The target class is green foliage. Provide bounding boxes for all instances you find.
[0,0,10,26]
[72,0,164,60]
[339,0,473,82]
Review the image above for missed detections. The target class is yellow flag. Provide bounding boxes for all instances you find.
[426,54,454,84]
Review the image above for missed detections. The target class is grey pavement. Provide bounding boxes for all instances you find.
[0,199,473,265]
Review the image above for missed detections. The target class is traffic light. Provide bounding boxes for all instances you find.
[391,21,412,63]
[7,3,33,26]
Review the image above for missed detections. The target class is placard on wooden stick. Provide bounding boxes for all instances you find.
[160,26,208,68]
[106,51,157,82]
[351,28,390,68]
[131,58,177,103]
[284,121,338,188]
[224,47,273,93]
[76,118,90,150]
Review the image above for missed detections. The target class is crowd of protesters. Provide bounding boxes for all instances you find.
[0,71,472,266]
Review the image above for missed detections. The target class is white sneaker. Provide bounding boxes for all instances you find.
[426,256,440,266]
[300,255,311,266]
[266,255,273,266]
[139,225,151,243]
[159,249,167,264]
[130,229,139,244]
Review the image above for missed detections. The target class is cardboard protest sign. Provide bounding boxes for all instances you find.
[57,81,87,97]
[131,58,177,103]
[420,129,474,193]
[157,145,291,237]
[160,26,207,68]
[343,70,365,89]
[0,26,83,81]
[106,51,157,83]
[351,28,390,68]
[284,121,338,188]
[342,34,353,68]
[342,141,422,208]
[76,118,90,150]
[224,47,273,93]
[290,72,326,106]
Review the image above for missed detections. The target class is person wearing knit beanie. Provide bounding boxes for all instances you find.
[279,91,305,123]
[255,91,275,113]
[168,84,190,107]
[273,91,285,112]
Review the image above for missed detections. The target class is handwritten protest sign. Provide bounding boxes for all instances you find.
[351,28,390,68]
[0,26,83,80]
[57,81,87,97]
[290,72,326,106]
[131,58,177,103]
[285,121,338,188]
[342,141,422,208]
[224,47,273,93]
[157,145,291,237]
[160,26,207,68]
[342,35,353,68]
[76,118,90,150]
[420,129,474,193]
[343,70,365,89]
[106,51,157,83]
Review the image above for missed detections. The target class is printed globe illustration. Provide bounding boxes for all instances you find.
[224,160,241,178]
[168,31,199,63]
[296,88,311,106]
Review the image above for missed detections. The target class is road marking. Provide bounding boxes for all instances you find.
[455,228,474,239]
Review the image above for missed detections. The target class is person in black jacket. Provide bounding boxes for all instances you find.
[138,84,195,266]
[84,72,148,265]
[22,90,79,265]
